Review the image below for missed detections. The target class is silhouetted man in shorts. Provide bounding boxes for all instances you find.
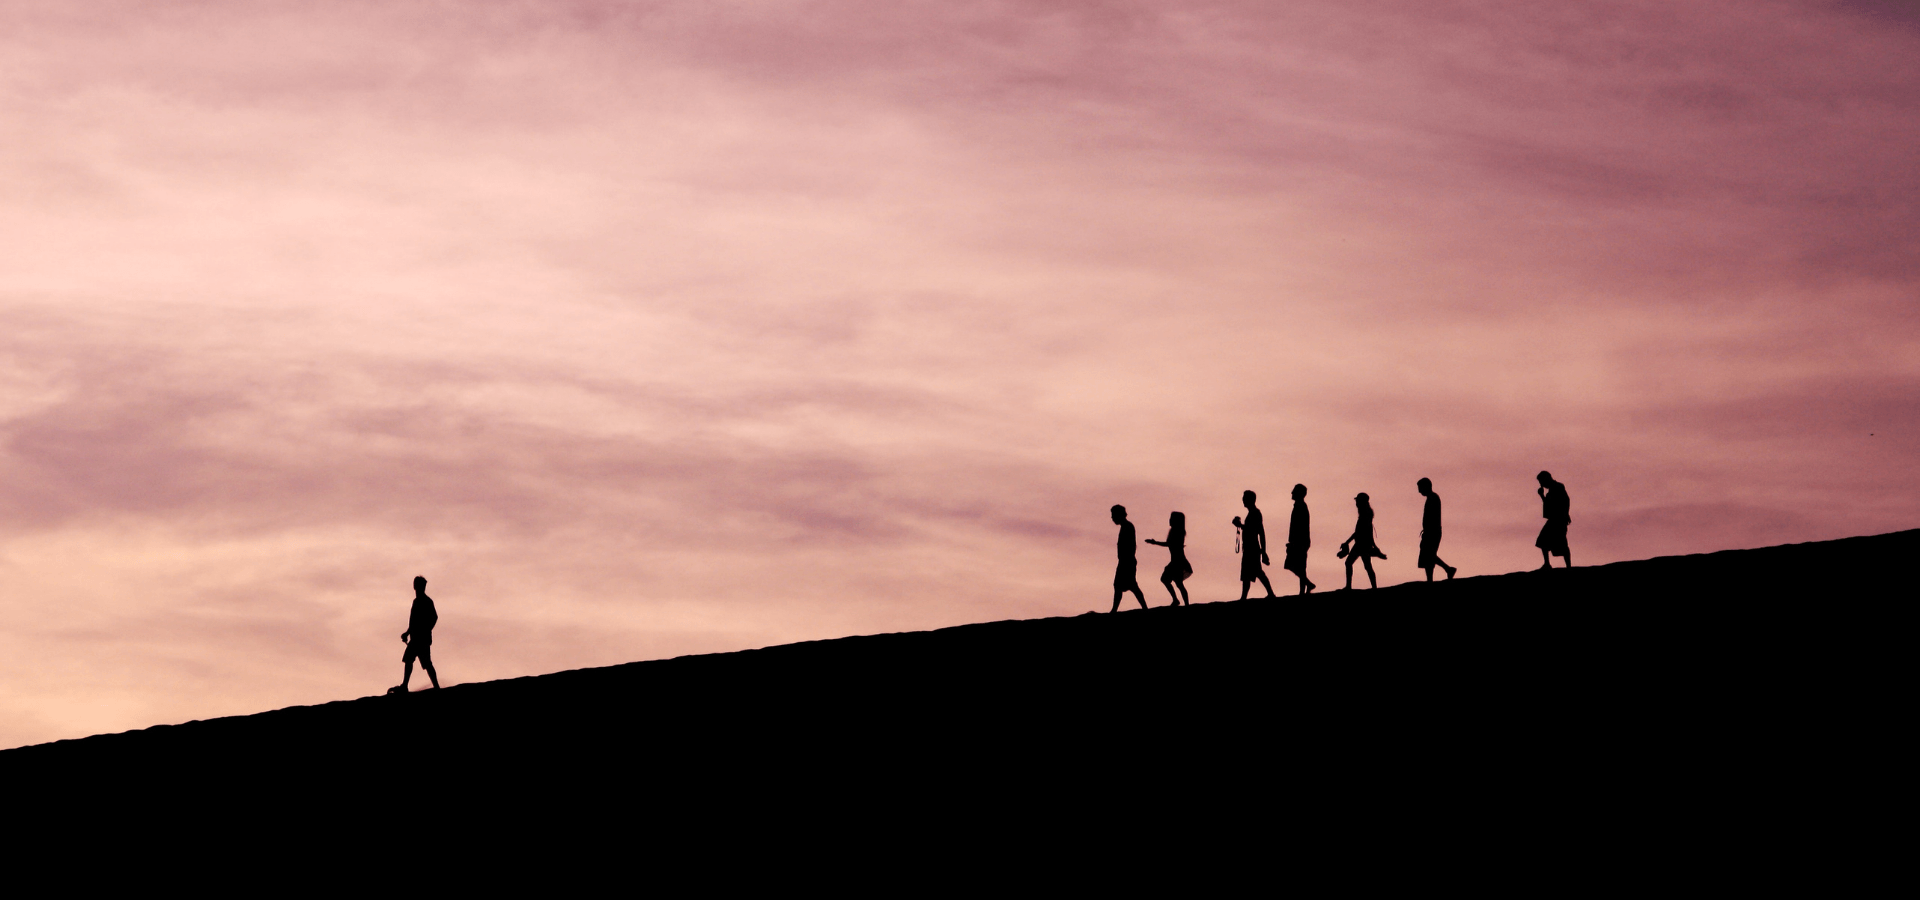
[1416,478,1457,581]
[397,575,440,692]
[1110,505,1147,613]
[1284,484,1314,595]
[1234,490,1277,601]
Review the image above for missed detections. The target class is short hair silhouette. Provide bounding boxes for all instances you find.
[1535,472,1573,570]
[1416,478,1455,582]
[1285,485,1313,594]
[1234,490,1277,601]
[393,576,441,694]
[1109,505,1146,613]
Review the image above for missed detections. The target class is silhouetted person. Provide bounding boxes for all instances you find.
[1535,471,1572,570]
[1284,483,1314,594]
[396,576,440,693]
[1110,505,1147,612]
[1416,478,1457,582]
[1339,492,1387,589]
[1232,490,1277,600]
[1144,511,1192,607]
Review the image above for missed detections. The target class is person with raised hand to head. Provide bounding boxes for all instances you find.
[1109,505,1149,613]
[1340,493,1387,590]
[1232,490,1277,601]
[1284,484,1314,595]
[1416,478,1457,582]
[1144,511,1192,607]
[395,575,440,693]
[1535,471,1573,570]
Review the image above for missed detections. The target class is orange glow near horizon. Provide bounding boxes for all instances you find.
[3,1,1917,747]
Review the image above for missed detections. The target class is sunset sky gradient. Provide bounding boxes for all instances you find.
[3,0,1917,747]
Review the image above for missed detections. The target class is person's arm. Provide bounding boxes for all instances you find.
[401,630,410,643]
[1257,522,1269,562]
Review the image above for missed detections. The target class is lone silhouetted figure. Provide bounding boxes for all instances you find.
[1233,490,1277,600]
[1340,492,1387,590]
[1284,483,1314,594]
[1535,471,1572,570]
[1144,511,1192,606]
[397,575,440,693]
[1110,505,1148,612]
[1416,478,1457,582]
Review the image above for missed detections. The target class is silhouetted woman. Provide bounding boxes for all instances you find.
[1535,471,1572,570]
[1340,492,1387,590]
[1233,490,1277,600]
[1145,511,1192,607]
[1284,484,1314,594]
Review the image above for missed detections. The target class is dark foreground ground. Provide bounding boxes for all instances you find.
[5,531,1908,855]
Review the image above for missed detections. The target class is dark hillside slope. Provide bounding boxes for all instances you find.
[6,530,1909,824]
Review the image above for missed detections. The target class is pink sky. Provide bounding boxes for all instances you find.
[2,0,1916,747]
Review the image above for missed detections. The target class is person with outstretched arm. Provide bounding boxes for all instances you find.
[1233,490,1278,601]
[1535,471,1572,570]
[1144,511,1192,607]
[395,575,441,693]
[1416,478,1457,582]
[1110,505,1148,613]
[1284,483,1315,595]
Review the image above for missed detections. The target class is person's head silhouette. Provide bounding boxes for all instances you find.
[1417,478,1432,496]
[1111,504,1127,524]
[1355,492,1371,510]
[413,575,427,593]
[1537,470,1554,487]
[1292,484,1306,501]
[1169,511,1185,528]
[1243,490,1257,509]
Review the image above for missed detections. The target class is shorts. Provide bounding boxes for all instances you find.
[1114,560,1140,591]
[403,638,434,664]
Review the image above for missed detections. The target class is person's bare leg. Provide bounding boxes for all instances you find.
[1563,551,1572,568]
[1424,564,1434,583]
[399,659,413,692]
[1175,580,1190,606]
[1439,558,1456,579]
[1111,589,1123,613]
[1131,587,1148,609]
[1257,573,1275,599]
[1362,557,1377,589]
[422,659,440,689]
[1538,549,1552,571]
[1240,579,1252,601]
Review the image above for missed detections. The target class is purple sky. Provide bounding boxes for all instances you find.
[2,0,1916,747]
